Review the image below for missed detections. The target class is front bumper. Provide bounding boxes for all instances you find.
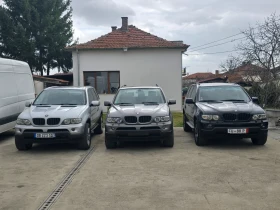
[105,121,173,141]
[15,124,85,144]
[199,120,268,139]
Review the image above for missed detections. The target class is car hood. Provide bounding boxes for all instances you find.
[196,101,265,114]
[19,105,87,119]
[108,104,169,117]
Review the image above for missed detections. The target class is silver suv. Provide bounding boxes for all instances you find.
[15,86,103,150]
[104,86,176,149]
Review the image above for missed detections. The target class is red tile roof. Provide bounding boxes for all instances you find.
[67,25,189,50]
[183,72,214,80]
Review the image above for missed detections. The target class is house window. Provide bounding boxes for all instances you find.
[84,71,120,94]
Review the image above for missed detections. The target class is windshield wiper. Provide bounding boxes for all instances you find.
[34,104,51,106]
[115,103,134,106]
[221,99,246,102]
[143,102,159,105]
[199,100,222,103]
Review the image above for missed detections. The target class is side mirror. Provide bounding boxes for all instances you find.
[90,101,100,107]
[25,102,31,107]
[168,99,176,105]
[104,101,112,106]
[185,98,194,104]
[252,97,259,104]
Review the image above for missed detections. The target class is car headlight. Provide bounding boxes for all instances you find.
[202,115,219,121]
[252,114,266,120]
[107,117,122,124]
[17,119,32,125]
[62,118,82,125]
[154,116,170,123]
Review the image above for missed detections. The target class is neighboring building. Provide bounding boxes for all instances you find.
[33,75,69,96]
[182,72,214,87]
[46,72,74,86]
[66,17,189,111]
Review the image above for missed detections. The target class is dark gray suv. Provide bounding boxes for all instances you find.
[104,86,176,149]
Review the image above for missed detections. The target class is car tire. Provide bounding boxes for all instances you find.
[94,115,103,135]
[105,134,117,149]
[163,130,174,147]
[15,136,33,151]
[183,113,192,132]
[194,120,207,146]
[78,123,91,150]
[251,135,267,146]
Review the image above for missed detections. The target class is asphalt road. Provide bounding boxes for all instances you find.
[0,129,280,210]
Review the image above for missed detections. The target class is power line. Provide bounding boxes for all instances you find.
[184,49,241,56]
[188,17,280,51]
[188,36,246,52]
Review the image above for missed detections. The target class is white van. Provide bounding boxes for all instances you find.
[0,58,35,134]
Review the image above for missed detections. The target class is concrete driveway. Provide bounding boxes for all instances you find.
[0,129,280,210]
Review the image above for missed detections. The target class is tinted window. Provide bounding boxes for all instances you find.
[186,86,194,98]
[190,86,197,101]
[114,88,166,105]
[198,86,251,102]
[88,89,94,102]
[34,89,86,105]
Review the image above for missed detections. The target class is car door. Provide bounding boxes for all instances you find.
[185,85,194,122]
[189,85,197,126]
[87,89,95,129]
[90,88,100,126]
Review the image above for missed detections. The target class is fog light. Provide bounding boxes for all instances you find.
[71,128,75,131]
[111,127,115,131]
[162,125,169,130]
[206,124,213,128]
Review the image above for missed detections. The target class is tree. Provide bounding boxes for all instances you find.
[0,0,75,75]
[219,55,242,73]
[238,14,280,81]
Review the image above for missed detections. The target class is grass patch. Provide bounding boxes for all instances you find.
[172,112,183,127]
[102,112,183,127]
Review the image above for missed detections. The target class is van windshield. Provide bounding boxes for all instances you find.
[114,88,166,105]
[33,89,86,105]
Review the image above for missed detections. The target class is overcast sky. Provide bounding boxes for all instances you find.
[71,0,280,74]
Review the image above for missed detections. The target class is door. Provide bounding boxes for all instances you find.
[189,86,197,126]
[185,85,194,122]
[0,65,20,133]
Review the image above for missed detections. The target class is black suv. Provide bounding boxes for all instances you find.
[183,83,268,146]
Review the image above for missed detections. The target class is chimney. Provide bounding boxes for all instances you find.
[121,17,128,31]
[215,70,219,75]
[111,26,117,31]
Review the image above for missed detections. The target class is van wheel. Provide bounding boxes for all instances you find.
[15,137,33,151]
[194,121,207,146]
[105,135,117,149]
[94,115,103,134]
[183,113,192,132]
[162,130,174,147]
[78,123,91,150]
[252,135,267,145]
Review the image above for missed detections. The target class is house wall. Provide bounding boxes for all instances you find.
[72,49,183,112]
[34,81,44,97]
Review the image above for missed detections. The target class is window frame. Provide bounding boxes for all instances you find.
[83,71,120,94]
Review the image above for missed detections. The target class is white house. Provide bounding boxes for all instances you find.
[67,17,189,111]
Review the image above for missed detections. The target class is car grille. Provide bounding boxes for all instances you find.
[33,118,45,125]
[139,116,152,123]
[47,118,60,125]
[124,116,137,124]
[238,113,251,121]
[223,113,251,122]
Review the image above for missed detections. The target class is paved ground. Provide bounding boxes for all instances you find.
[0,129,280,210]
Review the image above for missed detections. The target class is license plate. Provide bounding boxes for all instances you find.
[228,129,248,134]
[35,133,56,138]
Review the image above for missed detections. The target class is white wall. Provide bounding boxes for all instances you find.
[34,81,44,96]
[73,49,183,112]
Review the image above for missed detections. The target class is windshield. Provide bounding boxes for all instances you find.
[114,88,166,105]
[198,86,251,102]
[33,89,86,105]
